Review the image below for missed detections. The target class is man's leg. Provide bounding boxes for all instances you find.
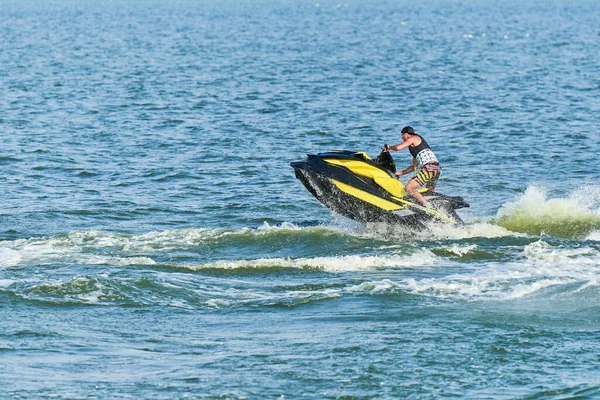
[406,178,428,207]
[425,173,440,193]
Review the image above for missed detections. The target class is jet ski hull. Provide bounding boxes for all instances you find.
[291,151,469,229]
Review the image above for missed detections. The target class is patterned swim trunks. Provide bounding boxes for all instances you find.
[411,163,442,191]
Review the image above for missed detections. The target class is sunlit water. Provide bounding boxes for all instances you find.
[1,0,600,398]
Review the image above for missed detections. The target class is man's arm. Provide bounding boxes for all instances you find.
[388,136,418,151]
[395,158,418,177]
[388,142,409,151]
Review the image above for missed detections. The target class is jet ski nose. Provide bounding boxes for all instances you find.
[448,196,469,209]
[291,161,312,176]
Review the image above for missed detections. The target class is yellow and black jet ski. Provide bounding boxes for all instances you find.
[291,150,469,229]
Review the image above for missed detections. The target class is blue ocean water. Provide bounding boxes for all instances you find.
[1,0,600,398]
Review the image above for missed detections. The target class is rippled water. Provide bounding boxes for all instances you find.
[2,1,600,398]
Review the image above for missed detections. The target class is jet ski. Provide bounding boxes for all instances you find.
[291,149,469,229]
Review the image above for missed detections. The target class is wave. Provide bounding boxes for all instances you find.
[0,237,157,269]
[0,216,591,273]
[182,249,439,272]
[3,274,345,309]
[0,220,521,270]
[494,185,600,239]
[7,185,597,272]
[25,276,115,305]
[367,239,600,302]
[0,223,357,268]
[0,221,430,266]
[2,238,598,308]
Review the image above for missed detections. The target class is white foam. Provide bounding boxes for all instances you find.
[349,279,398,293]
[498,186,597,221]
[0,228,239,266]
[204,299,232,308]
[0,227,214,268]
[404,277,488,298]
[346,240,600,301]
[62,224,314,252]
[0,279,15,287]
[123,229,219,250]
[26,276,105,303]
[524,240,600,271]
[398,274,575,300]
[189,250,438,272]
[114,257,157,266]
[78,288,104,303]
[0,234,158,268]
[495,185,600,238]
[65,229,224,252]
[0,220,523,271]
[441,244,477,256]
[168,300,193,309]
[257,221,302,232]
[0,248,23,268]
[570,185,600,210]
[423,222,520,240]
[346,218,520,242]
[587,231,600,241]
[0,240,70,266]
[83,255,157,266]
[505,279,569,299]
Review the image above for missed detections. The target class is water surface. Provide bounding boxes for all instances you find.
[1,0,600,398]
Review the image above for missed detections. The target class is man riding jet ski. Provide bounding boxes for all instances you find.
[290,133,469,229]
[386,126,442,209]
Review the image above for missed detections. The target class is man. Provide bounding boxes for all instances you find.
[385,126,441,208]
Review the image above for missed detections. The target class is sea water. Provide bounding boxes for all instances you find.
[1,0,600,398]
